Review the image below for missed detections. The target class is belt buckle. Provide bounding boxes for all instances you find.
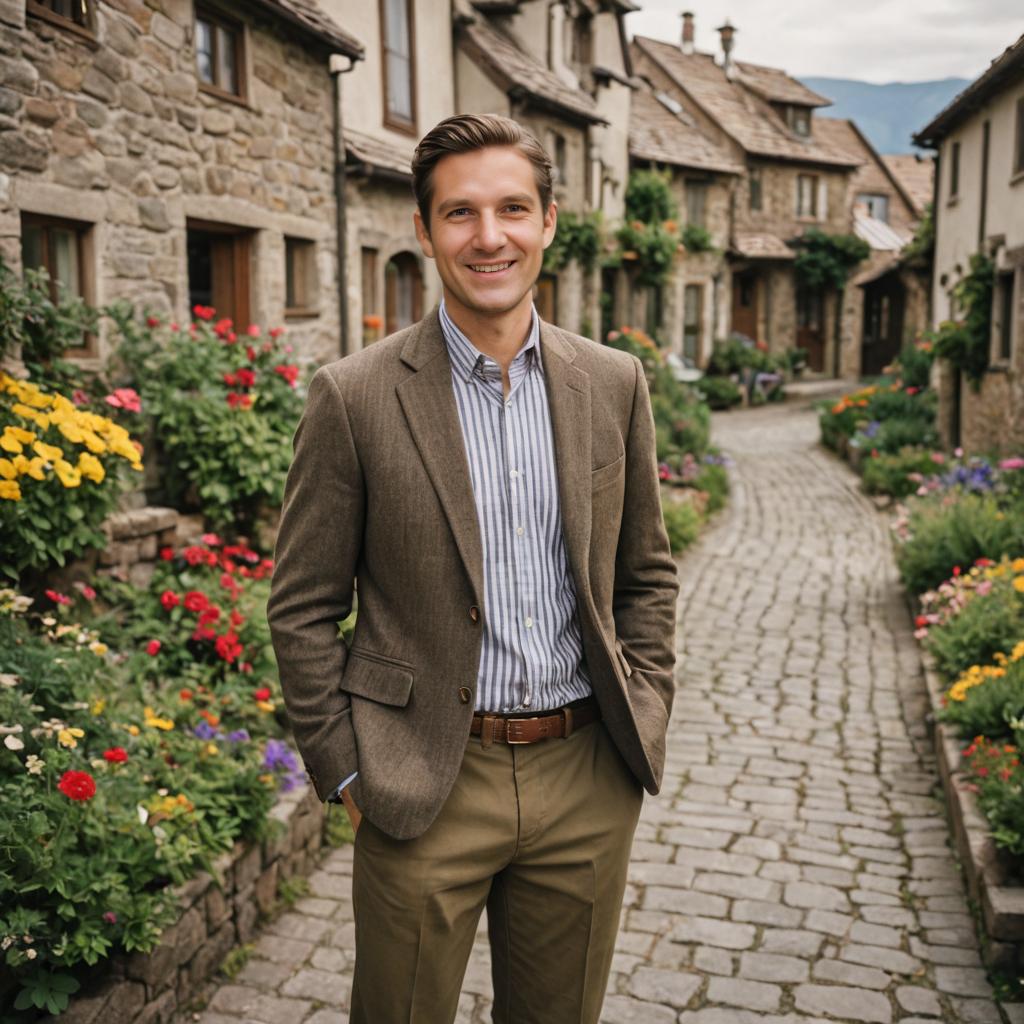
[505,718,533,744]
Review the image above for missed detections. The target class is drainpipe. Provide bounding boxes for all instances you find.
[331,54,358,357]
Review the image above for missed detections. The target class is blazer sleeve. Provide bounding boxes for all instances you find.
[267,366,365,801]
[612,356,680,719]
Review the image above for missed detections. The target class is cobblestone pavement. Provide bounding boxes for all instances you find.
[189,399,1020,1024]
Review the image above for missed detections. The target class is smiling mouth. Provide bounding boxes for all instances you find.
[467,261,514,274]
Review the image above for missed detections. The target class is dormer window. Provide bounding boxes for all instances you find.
[785,105,811,137]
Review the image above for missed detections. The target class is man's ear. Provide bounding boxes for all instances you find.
[542,199,558,250]
[413,209,434,259]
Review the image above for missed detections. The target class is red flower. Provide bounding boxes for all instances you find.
[58,770,96,801]
[229,609,244,628]
[977,766,989,777]
[236,368,256,388]
[976,557,993,567]
[198,605,221,626]
[160,590,180,610]
[183,546,206,566]
[223,372,238,387]
[193,625,217,643]
[184,591,209,613]
[193,304,215,321]
[213,317,234,338]
[905,386,919,395]
[240,661,253,674]
[146,639,162,656]
[216,632,243,663]
[179,688,193,701]
[914,615,928,627]
[79,584,97,601]
[45,589,72,606]
[146,316,161,328]
[246,345,257,362]
[269,326,284,339]
[952,565,961,577]
[160,547,175,561]
[227,331,237,343]
[274,364,299,387]
[103,747,128,763]
[254,687,272,701]
[226,392,253,409]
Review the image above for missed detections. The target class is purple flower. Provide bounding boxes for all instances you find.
[227,729,250,743]
[263,739,299,773]
[192,721,220,741]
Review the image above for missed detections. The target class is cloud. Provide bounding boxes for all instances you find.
[626,0,1023,83]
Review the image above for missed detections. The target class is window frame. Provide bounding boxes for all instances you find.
[20,211,97,357]
[749,165,763,212]
[683,282,703,363]
[796,173,819,219]
[857,192,890,224]
[379,0,417,135]
[787,105,811,137]
[1014,96,1024,180]
[949,139,961,200]
[194,5,247,105]
[361,247,381,342]
[995,270,1016,364]
[685,179,708,229]
[26,0,98,43]
[284,236,319,319]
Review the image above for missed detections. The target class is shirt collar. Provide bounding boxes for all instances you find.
[439,298,541,384]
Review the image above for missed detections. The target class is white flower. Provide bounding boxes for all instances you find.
[25,949,37,960]
[25,755,45,775]
[0,723,23,735]
[0,673,18,688]
[137,805,149,825]
[4,735,24,751]
[0,936,12,950]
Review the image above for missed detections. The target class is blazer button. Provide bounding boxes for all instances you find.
[458,686,472,704]
[469,606,480,623]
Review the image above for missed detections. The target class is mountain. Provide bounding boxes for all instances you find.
[800,77,969,153]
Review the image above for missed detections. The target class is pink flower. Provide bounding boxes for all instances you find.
[201,533,222,546]
[103,911,118,924]
[104,388,142,414]
[72,389,90,407]
[999,457,1024,471]
[976,580,993,596]
[247,324,261,337]
[146,639,162,656]
[45,589,72,606]
[269,327,285,339]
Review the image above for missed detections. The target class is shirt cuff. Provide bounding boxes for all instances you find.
[329,771,358,803]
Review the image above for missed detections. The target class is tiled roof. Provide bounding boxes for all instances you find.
[632,37,860,168]
[254,0,363,58]
[854,212,912,252]
[731,233,795,260]
[735,61,831,108]
[629,88,743,175]
[805,117,870,166]
[345,128,413,179]
[915,31,1024,146]
[459,18,606,124]
[883,155,935,215]
[851,255,901,288]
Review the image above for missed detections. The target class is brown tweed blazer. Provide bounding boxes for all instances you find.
[267,310,679,840]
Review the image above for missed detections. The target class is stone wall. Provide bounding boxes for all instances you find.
[0,0,342,365]
[60,787,326,1024]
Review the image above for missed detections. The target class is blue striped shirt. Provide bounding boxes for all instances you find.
[439,300,592,713]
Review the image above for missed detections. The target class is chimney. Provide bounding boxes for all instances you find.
[716,18,737,79]
[680,11,695,55]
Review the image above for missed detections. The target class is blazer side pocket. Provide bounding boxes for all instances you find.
[592,452,625,491]
[341,649,414,707]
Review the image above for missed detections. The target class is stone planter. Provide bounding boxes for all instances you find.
[58,787,326,1024]
[917,643,1024,973]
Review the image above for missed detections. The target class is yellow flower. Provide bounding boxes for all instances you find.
[127,724,140,736]
[89,640,108,657]
[0,459,15,480]
[0,480,21,501]
[57,420,87,445]
[21,457,46,481]
[143,707,175,731]
[53,459,81,488]
[0,434,23,454]
[57,726,85,748]
[32,440,64,463]
[77,451,105,484]
[1012,558,1024,574]
[90,698,106,715]
[4,426,34,445]
[257,700,275,713]
[1015,577,1024,594]
[205,743,219,756]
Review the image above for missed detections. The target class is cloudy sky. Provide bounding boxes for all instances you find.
[626,1,1023,83]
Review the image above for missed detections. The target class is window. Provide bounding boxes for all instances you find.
[683,284,703,362]
[685,181,707,228]
[796,174,818,218]
[1015,97,1024,176]
[27,0,95,34]
[361,247,381,342]
[21,212,94,353]
[645,285,663,338]
[535,273,558,324]
[550,131,568,189]
[382,0,415,131]
[786,105,811,137]
[284,237,317,316]
[195,8,243,98]
[950,140,961,198]
[857,193,890,223]
[571,14,593,68]
[749,165,763,211]
[186,220,253,330]
[997,272,1016,362]
[384,252,422,334]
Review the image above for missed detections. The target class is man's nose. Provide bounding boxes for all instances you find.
[473,211,506,252]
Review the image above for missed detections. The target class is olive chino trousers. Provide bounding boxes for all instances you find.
[349,720,643,1024]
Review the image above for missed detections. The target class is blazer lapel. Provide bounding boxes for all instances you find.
[396,312,485,606]
[540,322,593,593]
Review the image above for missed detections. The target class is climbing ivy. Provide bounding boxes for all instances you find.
[543,211,603,274]
[793,229,870,290]
[613,169,682,288]
[933,252,995,389]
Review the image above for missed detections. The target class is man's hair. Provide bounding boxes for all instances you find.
[411,114,554,231]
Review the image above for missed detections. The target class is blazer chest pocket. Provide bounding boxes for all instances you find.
[591,452,625,491]
[340,649,414,707]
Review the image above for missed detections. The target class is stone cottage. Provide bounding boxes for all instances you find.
[630,15,861,375]
[914,31,1024,453]
[0,0,363,366]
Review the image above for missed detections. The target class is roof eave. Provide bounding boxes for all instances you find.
[250,0,364,59]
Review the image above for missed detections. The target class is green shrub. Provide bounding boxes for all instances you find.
[112,305,305,532]
[895,494,1024,596]
[891,339,935,391]
[939,650,1024,739]
[860,448,940,497]
[661,497,701,554]
[697,375,742,410]
[681,224,713,253]
[870,414,938,454]
[707,336,778,376]
[694,461,729,513]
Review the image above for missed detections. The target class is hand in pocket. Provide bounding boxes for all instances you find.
[341,785,362,834]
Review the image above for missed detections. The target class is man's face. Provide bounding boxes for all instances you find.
[414,145,557,321]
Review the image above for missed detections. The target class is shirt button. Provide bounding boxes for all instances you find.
[525,617,533,628]
[516,526,524,536]
[510,469,518,479]
[522,694,531,707]
[469,606,480,623]
[458,686,472,704]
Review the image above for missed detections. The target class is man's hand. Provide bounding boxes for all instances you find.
[341,785,362,834]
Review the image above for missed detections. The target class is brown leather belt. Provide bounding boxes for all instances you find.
[470,697,599,746]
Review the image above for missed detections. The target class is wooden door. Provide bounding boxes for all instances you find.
[796,287,825,372]
[861,277,906,377]
[731,270,758,341]
[385,252,423,335]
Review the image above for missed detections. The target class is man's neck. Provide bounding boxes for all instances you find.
[442,292,534,375]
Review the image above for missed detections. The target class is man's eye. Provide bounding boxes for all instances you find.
[505,204,526,213]
[448,208,471,218]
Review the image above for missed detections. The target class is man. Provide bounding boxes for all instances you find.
[267,113,678,1024]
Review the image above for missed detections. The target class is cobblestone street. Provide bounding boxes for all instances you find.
[190,398,1017,1024]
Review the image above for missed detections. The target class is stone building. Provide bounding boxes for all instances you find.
[915,31,1024,453]
[0,0,364,366]
[630,16,861,375]
[813,116,930,379]
[626,82,741,364]
[453,0,633,338]
[318,0,455,354]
